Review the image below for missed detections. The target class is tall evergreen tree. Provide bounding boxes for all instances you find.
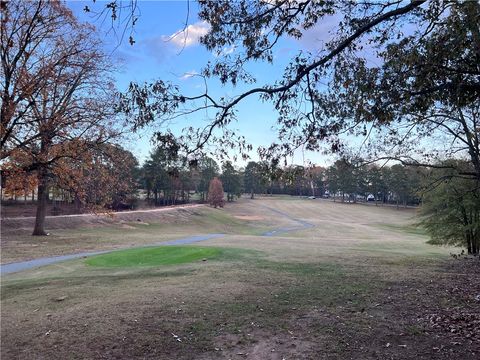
[221,161,242,202]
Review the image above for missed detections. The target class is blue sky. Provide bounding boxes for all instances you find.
[67,0,339,167]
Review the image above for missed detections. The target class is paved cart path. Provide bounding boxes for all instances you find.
[1,234,226,275]
[1,205,314,275]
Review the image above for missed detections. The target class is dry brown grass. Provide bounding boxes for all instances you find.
[1,197,478,359]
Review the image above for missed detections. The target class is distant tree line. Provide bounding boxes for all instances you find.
[137,154,428,207]
[0,151,443,210]
[241,159,424,207]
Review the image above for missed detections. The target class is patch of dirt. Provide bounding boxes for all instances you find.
[211,330,317,360]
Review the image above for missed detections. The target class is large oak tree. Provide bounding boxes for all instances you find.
[1,0,124,235]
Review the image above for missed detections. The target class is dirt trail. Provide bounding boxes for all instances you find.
[1,204,204,221]
[0,204,205,235]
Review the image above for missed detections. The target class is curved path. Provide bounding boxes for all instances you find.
[0,234,225,275]
[1,205,314,275]
[259,205,314,236]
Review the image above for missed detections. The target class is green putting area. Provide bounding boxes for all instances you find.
[85,246,223,268]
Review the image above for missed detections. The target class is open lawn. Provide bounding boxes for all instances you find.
[1,197,479,359]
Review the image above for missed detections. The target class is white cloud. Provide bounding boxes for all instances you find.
[167,21,210,48]
[213,44,237,58]
[222,45,236,55]
[142,21,210,63]
[180,70,199,80]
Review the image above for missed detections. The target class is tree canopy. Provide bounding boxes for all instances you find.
[420,161,480,255]
[116,1,475,170]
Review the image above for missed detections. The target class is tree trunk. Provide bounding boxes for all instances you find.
[467,235,472,255]
[32,170,48,236]
[470,232,478,255]
[74,194,82,213]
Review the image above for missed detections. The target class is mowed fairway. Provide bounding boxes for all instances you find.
[1,198,478,359]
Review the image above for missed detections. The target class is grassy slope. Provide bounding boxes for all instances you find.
[0,203,274,264]
[2,198,477,360]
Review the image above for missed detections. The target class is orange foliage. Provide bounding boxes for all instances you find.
[207,177,225,208]
[2,167,38,198]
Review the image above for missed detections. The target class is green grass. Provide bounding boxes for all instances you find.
[85,246,223,268]
[84,245,265,268]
